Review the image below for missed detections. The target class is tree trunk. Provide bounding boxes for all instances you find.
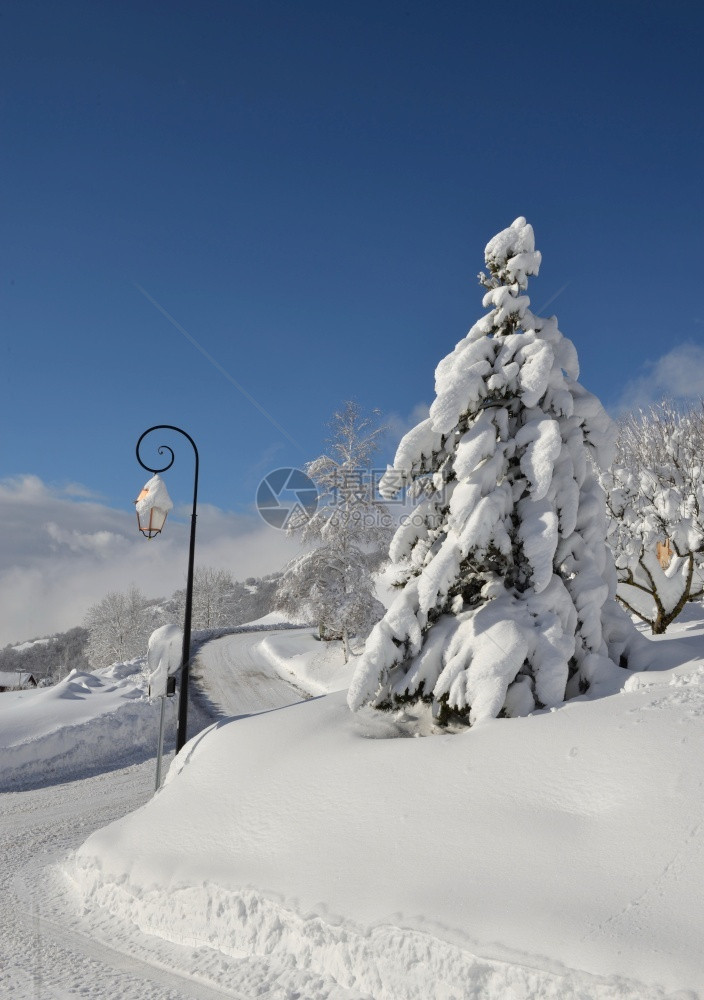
[651,614,668,635]
[651,554,696,634]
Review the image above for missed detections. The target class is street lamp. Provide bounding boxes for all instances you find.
[136,425,199,753]
[135,474,173,538]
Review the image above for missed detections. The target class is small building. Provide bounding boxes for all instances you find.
[0,671,37,692]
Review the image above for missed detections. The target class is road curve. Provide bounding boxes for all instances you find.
[192,629,309,719]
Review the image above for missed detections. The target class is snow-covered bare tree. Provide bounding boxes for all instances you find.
[601,400,704,633]
[276,402,392,660]
[278,546,385,652]
[348,217,636,726]
[170,567,238,630]
[84,586,154,668]
[165,571,282,629]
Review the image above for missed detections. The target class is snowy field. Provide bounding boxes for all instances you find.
[2,616,703,998]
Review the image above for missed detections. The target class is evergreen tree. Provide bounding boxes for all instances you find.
[348,218,634,725]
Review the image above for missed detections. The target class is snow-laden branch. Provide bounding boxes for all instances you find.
[602,400,704,633]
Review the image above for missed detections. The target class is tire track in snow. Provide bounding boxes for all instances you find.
[0,759,242,999]
[2,729,362,998]
[192,629,311,719]
[13,886,245,1000]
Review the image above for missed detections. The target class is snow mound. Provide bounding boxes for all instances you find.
[0,661,164,787]
[65,878,679,1000]
[146,624,182,697]
[71,636,704,998]
[256,630,357,696]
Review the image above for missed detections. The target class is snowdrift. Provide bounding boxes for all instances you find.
[70,617,704,999]
[256,628,357,695]
[0,661,165,788]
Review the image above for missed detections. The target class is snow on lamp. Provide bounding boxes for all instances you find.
[135,474,174,539]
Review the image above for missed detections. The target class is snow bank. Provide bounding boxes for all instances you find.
[0,661,165,787]
[256,630,356,695]
[71,632,704,998]
[63,878,677,1000]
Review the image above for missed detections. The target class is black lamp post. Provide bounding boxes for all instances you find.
[136,425,199,753]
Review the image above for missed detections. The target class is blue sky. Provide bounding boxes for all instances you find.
[2,1,704,640]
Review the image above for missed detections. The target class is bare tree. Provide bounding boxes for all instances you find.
[170,567,237,630]
[83,586,154,668]
[602,400,704,633]
[168,568,282,630]
[277,402,392,660]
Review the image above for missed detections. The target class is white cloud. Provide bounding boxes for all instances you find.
[45,522,126,555]
[616,341,704,412]
[0,476,298,646]
[60,482,105,500]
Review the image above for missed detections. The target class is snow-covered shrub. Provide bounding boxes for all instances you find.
[277,402,392,660]
[349,217,635,726]
[602,401,704,633]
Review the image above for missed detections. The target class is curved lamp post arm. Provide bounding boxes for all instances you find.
[137,425,199,753]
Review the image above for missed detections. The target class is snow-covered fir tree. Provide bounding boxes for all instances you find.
[277,402,392,660]
[602,400,704,633]
[348,217,635,725]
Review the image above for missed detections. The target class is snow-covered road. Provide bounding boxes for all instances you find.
[0,756,230,999]
[192,630,310,718]
[0,629,362,999]
[1,756,363,999]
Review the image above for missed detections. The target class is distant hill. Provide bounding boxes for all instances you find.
[0,627,90,684]
[2,572,284,682]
